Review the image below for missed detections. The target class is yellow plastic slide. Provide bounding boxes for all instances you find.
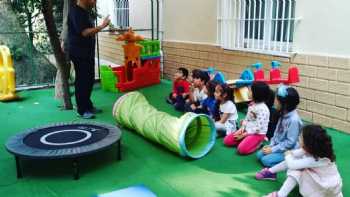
[0,45,17,101]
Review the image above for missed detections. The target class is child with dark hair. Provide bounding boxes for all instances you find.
[166,67,191,111]
[257,125,343,197]
[201,80,219,119]
[256,85,303,167]
[185,70,210,112]
[223,81,271,155]
[266,89,279,140]
[214,83,238,137]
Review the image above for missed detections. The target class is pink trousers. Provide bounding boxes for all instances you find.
[223,133,265,155]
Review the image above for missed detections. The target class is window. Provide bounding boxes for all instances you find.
[114,0,129,28]
[217,0,297,53]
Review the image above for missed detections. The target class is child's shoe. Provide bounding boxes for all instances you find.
[255,168,276,181]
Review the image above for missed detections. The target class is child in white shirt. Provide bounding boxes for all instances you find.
[214,83,238,137]
[224,81,271,155]
[185,70,209,113]
[256,125,343,197]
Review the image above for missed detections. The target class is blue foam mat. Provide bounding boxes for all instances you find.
[97,185,157,197]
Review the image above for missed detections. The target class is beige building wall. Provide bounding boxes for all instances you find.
[162,0,217,44]
[97,33,124,66]
[162,0,350,57]
[97,1,350,133]
[161,41,350,133]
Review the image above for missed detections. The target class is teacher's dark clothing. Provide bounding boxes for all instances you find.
[68,5,96,115]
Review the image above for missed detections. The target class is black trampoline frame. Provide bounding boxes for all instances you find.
[5,122,122,180]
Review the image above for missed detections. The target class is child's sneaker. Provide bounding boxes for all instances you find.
[255,168,276,181]
[263,191,279,197]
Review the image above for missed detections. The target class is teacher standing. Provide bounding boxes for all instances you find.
[68,0,110,119]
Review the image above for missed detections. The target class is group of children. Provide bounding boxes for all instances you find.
[167,67,343,197]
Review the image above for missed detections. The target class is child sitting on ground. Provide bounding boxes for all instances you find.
[214,83,238,137]
[256,85,303,167]
[266,88,279,140]
[185,70,210,113]
[166,67,191,111]
[257,125,343,197]
[201,80,219,120]
[223,81,271,155]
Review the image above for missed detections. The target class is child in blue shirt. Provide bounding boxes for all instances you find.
[256,85,303,167]
[201,80,219,120]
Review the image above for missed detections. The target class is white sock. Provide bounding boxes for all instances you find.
[277,176,297,197]
[269,161,287,173]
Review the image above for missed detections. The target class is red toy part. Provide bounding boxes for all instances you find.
[269,68,281,81]
[250,65,299,85]
[267,66,300,84]
[115,57,161,92]
[254,69,265,81]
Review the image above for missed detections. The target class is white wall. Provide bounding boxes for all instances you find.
[97,0,116,24]
[160,0,350,57]
[97,0,155,38]
[293,0,350,57]
[162,0,217,44]
[98,0,350,57]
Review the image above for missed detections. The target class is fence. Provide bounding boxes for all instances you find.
[217,0,298,54]
[0,31,57,88]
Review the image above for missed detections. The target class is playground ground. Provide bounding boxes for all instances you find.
[0,80,349,197]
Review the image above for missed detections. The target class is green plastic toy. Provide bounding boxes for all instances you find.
[138,40,161,58]
[100,65,119,92]
[113,92,216,159]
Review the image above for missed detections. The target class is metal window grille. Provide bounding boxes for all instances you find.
[217,0,297,53]
[115,0,129,28]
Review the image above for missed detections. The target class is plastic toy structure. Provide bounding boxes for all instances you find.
[100,65,119,92]
[207,67,225,84]
[113,28,161,92]
[113,92,216,159]
[227,61,300,103]
[0,45,18,101]
[227,61,300,86]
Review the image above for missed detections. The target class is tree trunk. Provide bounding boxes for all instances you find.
[54,0,72,100]
[41,0,72,109]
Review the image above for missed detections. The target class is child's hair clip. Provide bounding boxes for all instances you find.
[277,84,289,98]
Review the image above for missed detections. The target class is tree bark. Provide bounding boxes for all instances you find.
[41,0,72,109]
[54,0,72,100]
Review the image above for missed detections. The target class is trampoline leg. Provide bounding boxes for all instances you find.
[15,156,23,179]
[117,140,121,160]
[73,160,79,180]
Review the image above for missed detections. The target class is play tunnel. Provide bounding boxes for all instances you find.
[113,92,216,159]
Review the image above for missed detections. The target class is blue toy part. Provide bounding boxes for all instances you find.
[271,61,281,69]
[277,84,289,98]
[240,69,254,81]
[227,68,254,87]
[207,67,215,74]
[252,62,263,70]
[206,67,225,84]
[213,72,225,84]
[233,79,254,87]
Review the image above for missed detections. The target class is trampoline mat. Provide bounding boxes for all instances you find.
[6,122,121,159]
[23,124,109,150]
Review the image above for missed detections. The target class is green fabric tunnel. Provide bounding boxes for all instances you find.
[112,92,216,159]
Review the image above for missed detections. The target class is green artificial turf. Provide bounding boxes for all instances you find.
[0,80,349,197]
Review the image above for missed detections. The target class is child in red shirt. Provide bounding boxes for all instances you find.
[166,67,190,111]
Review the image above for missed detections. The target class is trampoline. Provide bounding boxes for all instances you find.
[5,122,122,180]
